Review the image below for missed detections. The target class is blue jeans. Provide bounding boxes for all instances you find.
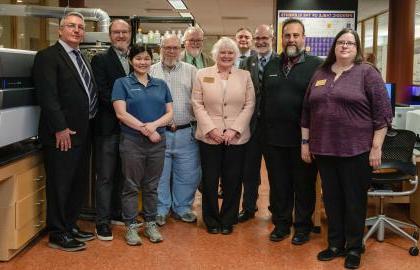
[157,127,201,216]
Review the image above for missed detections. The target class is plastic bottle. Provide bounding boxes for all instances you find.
[154,30,161,45]
[136,29,142,44]
[142,33,148,44]
[177,30,183,41]
[148,30,155,44]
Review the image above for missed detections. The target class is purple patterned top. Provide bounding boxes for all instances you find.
[301,63,393,157]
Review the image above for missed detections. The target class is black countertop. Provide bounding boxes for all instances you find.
[0,139,42,167]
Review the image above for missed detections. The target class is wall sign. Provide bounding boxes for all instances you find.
[277,10,356,57]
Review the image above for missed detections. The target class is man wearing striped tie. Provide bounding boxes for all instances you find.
[238,24,276,223]
[33,12,97,252]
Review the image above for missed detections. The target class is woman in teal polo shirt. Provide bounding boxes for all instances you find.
[112,44,173,246]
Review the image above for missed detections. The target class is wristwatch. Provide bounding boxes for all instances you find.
[301,139,309,145]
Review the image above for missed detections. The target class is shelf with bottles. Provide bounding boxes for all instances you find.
[135,29,184,46]
[129,16,195,46]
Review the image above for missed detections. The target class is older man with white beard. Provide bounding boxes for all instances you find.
[261,18,323,245]
[150,35,200,226]
[180,26,214,69]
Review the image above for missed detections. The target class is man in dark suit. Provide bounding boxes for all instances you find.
[235,27,256,67]
[91,19,131,241]
[33,12,97,251]
[238,24,276,223]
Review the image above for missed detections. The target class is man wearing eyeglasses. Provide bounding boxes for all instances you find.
[33,12,97,252]
[238,24,276,223]
[261,18,322,245]
[180,26,214,69]
[90,19,132,241]
[150,34,200,226]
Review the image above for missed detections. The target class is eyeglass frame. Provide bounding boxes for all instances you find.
[336,40,357,47]
[62,23,85,31]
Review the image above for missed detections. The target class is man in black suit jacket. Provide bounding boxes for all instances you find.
[238,24,276,223]
[91,19,131,241]
[33,12,97,252]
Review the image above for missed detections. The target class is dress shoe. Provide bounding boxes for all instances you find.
[344,250,361,269]
[221,225,233,235]
[317,247,346,261]
[238,210,255,223]
[71,228,95,242]
[269,227,290,242]
[207,226,220,234]
[291,232,310,245]
[48,232,86,252]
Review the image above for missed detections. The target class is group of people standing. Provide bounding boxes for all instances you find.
[32,11,392,270]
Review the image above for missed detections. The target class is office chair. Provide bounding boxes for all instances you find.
[363,129,419,256]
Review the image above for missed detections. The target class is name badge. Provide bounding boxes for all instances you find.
[203,77,215,83]
[268,74,278,77]
[315,79,327,87]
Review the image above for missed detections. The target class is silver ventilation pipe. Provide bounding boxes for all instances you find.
[0,4,110,32]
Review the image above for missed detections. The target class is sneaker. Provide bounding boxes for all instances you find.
[95,224,113,241]
[156,214,167,226]
[125,223,142,246]
[111,219,125,226]
[173,211,197,223]
[144,222,163,243]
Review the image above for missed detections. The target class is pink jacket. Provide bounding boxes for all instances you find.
[192,65,255,145]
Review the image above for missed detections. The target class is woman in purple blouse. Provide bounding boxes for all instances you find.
[301,28,392,269]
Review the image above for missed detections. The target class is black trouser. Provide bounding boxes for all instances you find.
[44,136,91,234]
[241,126,262,212]
[263,145,317,233]
[316,152,371,252]
[199,142,245,228]
[95,134,123,225]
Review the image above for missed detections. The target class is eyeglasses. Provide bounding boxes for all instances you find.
[162,46,181,51]
[111,30,130,35]
[63,23,85,31]
[186,39,203,43]
[336,40,356,47]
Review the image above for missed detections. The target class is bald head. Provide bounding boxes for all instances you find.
[254,24,273,56]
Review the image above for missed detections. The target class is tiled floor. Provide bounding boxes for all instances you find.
[1,169,420,270]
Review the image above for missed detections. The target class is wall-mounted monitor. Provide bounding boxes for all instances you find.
[409,85,420,105]
[385,82,396,116]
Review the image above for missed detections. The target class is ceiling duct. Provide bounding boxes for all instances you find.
[0,4,110,32]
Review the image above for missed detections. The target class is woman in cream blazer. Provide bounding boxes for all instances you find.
[192,37,255,235]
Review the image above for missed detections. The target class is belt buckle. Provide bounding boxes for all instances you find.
[170,125,177,132]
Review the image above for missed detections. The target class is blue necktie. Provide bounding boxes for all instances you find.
[73,50,97,117]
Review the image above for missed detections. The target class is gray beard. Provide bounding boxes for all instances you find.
[163,58,178,68]
[285,45,303,58]
[187,48,201,57]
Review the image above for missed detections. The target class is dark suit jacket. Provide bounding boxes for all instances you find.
[239,52,276,134]
[91,47,128,136]
[33,41,97,147]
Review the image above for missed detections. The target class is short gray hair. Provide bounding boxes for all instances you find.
[211,37,239,62]
[59,11,85,27]
[160,34,181,47]
[183,26,204,41]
